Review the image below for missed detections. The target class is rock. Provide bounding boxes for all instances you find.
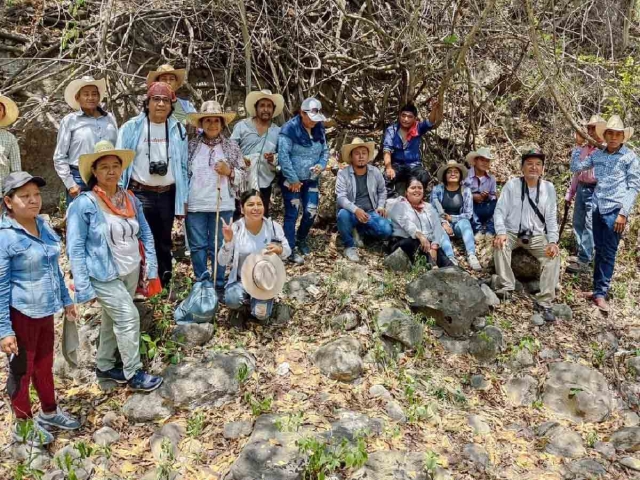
[375,308,424,349]
[12,444,50,470]
[384,248,411,272]
[330,312,358,331]
[137,302,156,333]
[92,426,120,446]
[539,348,560,360]
[328,411,384,443]
[629,327,640,342]
[438,335,469,355]
[628,357,640,379]
[480,284,500,307]
[594,441,616,460]
[505,375,537,406]
[610,426,640,452]
[123,390,174,423]
[102,411,119,427]
[171,323,214,348]
[552,303,572,321]
[595,331,619,357]
[273,303,292,325]
[351,451,429,480]
[530,313,545,326]
[150,423,185,461]
[470,374,491,391]
[224,420,254,439]
[467,415,491,435]
[512,248,541,281]
[463,443,490,468]
[407,268,489,338]
[623,410,640,427]
[472,316,487,330]
[537,422,585,458]
[312,336,363,382]
[524,280,540,294]
[52,445,94,480]
[468,326,503,362]
[542,362,615,423]
[385,400,407,423]
[284,273,321,304]
[621,382,640,407]
[369,384,393,401]
[509,347,535,370]
[565,458,607,478]
[619,456,640,471]
[276,362,290,376]
[140,469,181,480]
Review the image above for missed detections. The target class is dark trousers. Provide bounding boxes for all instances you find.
[390,237,453,268]
[385,163,430,198]
[7,308,56,419]
[471,199,497,234]
[592,208,622,299]
[66,167,88,206]
[133,186,176,286]
[260,185,273,219]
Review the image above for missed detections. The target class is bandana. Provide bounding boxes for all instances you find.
[93,186,136,218]
[405,120,419,143]
[147,82,176,102]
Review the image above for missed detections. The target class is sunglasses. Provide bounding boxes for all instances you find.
[304,108,322,114]
[150,96,171,104]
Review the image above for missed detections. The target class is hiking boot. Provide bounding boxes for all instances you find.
[96,367,128,384]
[467,254,482,272]
[35,407,81,431]
[288,252,304,265]
[13,420,54,447]
[593,296,610,313]
[494,288,512,300]
[128,370,163,392]
[297,241,311,256]
[344,247,360,263]
[352,229,364,248]
[566,261,590,274]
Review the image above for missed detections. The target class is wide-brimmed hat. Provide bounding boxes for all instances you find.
[241,252,287,300]
[245,89,285,118]
[340,137,375,163]
[301,97,327,123]
[585,114,606,127]
[465,147,494,166]
[188,101,237,127]
[436,160,468,183]
[0,95,19,127]
[3,171,45,196]
[146,64,186,88]
[64,76,107,110]
[79,140,134,184]
[596,115,633,143]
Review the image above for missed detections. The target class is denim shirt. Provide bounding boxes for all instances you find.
[66,191,158,304]
[382,120,433,166]
[430,184,474,222]
[0,215,73,340]
[277,116,329,183]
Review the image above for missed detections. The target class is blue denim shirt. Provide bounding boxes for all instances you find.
[430,184,474,222]
[66,191,158,304]
[277,116,329,183]
[0,215,73,340]
[382,120,434,166]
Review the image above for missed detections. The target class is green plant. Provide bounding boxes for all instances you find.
[236,363,250,383]
[532,399,544,410]
[58,192,67,216]
[75,441,94,459]
[568,387,584,398]
[298,435,368,479]
[187,410,206,438]
[244,393,273,417]
[157,437,176,480]
[275,411,304,432]
[424,450,441,478]
[55,453,80,480]
[590,342,606,367]
[586,431,598,448]
[517,336,541,353]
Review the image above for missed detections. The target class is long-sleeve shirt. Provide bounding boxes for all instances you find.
[430,184,474,223]
[464,167,497,200]
[494,177,559,243]
[335,165,386,213]
[387,197,447,243]
[570,145,640,217]
[382,120,433,166]
[0,129,21,190]
[565,145,598,202]
[277,116,329,183]
[231,118,280,188]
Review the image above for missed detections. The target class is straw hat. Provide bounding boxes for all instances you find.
[436,160,468,183]
[340,137,375,163]
[187,101,237,127]
[585,114,606,127]
[245,89,285,118]
[241,252,287,300]
[465,147,494,166]
[596,115,633,143]
[146,64,186,88]
[79,140,134,184]
[0,95,19,127]
[64,76,107,110]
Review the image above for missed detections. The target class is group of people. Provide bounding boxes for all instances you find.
[0,64,639,446]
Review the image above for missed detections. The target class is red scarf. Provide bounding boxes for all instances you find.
[405,121,419,143]
[93,186,135,218]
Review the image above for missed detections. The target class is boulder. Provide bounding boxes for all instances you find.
[384,248,412,272]
[530,313,545,326]
[312,336,363,382]
[330,312,359,331]
[565,459,607,478]
[509,348,535,370]
[224,420,254,439]
[537,422,585,458]
[480,284,500,307]
[472,316,487,330]
[375,308,424,349]
[407,268,489,338]
[468,326,503,362]
[470,374,491,391]
[369,384,393,401]
[171,323,214,348]
[438,335,469,355]
[384,401,407,423]
[511,248,541,281]
[594,441,616,460]
[327,411,384,443]
[462,443,491,469]
[351,450,431,480]
[505,375,537,406]
[619,456,640,471]
[150,423,185,461]
[284,273,322,304]
[92,426,120,446]
[552,303,573,322]
[610,427,640,452]
[123,390,174,423]
[467,415,491,435]
[623,410,640,427]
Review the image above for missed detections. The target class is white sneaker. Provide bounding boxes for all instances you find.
[468,254,482,272]
[344,247,360,263]
[352,229,364,248]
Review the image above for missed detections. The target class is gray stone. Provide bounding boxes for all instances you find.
[480,284,500,307]
[438,335,469,355]
[472,316,487,330]
[595,331,619,357]
[525,280,540,294]
[470,374,491,391]
[224,420,254,439]
[328,411,384,443]
[505,375,537,406]
[150,423,185,461]
[407,268,489,338]
[385,400,407,423]
[594,441,616,460]
[101,411,118,427]
[369,384,393,401]
[510,347,535,370]
[467,415,491,435]
[530,313,545,326]
[537,422,585,458]
[623,410,640,427]
[552,303,573,321]
[92,426,120,446]
[463,443,491,468]
[312,336,363,382]
[140,469,181,480]
[565,458,607,478]
[384,248,412,272]
[539,348,560,360]
[330,312,358,331]
[610,426,640,452]
[628,357,640,379]
[123,390,174,423]
[619,456,640,471]
[52,445,94,480]
[629,327,640,342]
[12,444,50,470]
[273,303,292,326]
[172,323,215,348]
[621,382,640,408]
[375,308,424,349]
[512,248,541,281]
[351,451,429,480]
[468,326,503,362]
[284,273,321,304]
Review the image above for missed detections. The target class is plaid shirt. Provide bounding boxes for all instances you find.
[0,129,21,192]
[570,145,640,217]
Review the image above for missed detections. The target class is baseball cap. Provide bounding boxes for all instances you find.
[3,171,46,196]
[521,148,545,164]
[301,97,327,122]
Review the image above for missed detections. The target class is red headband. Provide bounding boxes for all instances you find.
[147,82,176,102]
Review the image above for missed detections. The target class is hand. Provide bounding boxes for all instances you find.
[221,217,234,243]
[416,233,431,253]
[288,182,302,193]
[64,304,78,322]
[481,191,489,200]
[614,214,627,233]
[355,208,370,223]
[545,243,560,258]
[385,166,396,180]
[444,214,452,222]
[243,157,252,167]
[0,336,18,355]
[442,222,453,236]
[472,193,484,204]
[264,243,283,256]
[68,186,81,198]
[428,99,444,124]
[264,153,275,164]
[575,131,586,146]
[431,243,440,250]
[214,161,231,177]
[494,234,508,249]
[376,207,387,218]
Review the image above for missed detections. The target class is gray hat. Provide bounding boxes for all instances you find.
[301,97,327,122]
[3,171,46,196]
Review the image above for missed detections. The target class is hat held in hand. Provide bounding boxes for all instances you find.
[241,252,287,300]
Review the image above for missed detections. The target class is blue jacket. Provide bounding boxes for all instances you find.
[382,120,433,166]
[430,184,474,223]
[116,112,189,215]
[0,215,73,340]
[66,191,158,304]
[277,115,329,183]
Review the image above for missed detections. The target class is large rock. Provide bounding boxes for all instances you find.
[122,390,174,423]
[565,459,607,478]
[511,248,541,281]
[462,443,491,469]
[542,362,615,423]
[480,284,500,307]
[171,323,214,348]
[505,375,538,406]
[330,312,359,331]
[407,268,489,338]
[224,420,254,439]
[311,336,363,382]
[537,422,585,458]
[326,411,384,443]
[610,427,640,452]
[150,423,185,461]
[468,326,503,362]
[12,444,50,471]
[351,450,431,480]
[375,308,424,349]
[92,426,120,447]
[384,248,412,272]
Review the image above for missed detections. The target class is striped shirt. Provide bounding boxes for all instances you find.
[0,129,21,192]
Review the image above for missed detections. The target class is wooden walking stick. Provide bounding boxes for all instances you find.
[212,180,223,285]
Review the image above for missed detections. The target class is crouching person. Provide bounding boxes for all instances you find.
[493,148,560,322]
[218,190,291,329]
[336,138,392,262]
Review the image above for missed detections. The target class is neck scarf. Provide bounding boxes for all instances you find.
[201,134,223,147]
[411,200,425,213]
[93,186,135,218]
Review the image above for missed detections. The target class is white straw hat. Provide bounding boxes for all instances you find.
[596,115,633,143]
[187,101,237,127]
[245,89,285,118]
[465,147,494,166]
[78,140,134,184]
[436,160,468,183]
[241,253,287,300]
[340,137,375,163]
[64,76,107,110]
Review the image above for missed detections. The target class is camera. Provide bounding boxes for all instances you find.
[518,228,533,245]
[149,161,168,176]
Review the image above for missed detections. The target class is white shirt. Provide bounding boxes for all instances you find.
[103,211,141,276]
[132,121,175,187]
[235,223,269,275]
[188,143,235,212]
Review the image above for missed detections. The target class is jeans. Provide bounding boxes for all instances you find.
[337,209,392,248]
[450,218,476,255]
[385,163,430,198]
[224,281,274,320]
[280,178,319,251]
[389,237,453,268]
[66,167,88,206]
[186,210,234,290]
[572,184,595,264]
[471,199,496,235]
[592,208,621,299]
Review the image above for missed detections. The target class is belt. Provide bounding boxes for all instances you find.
[579,182,596,189]
[129,180,174,193]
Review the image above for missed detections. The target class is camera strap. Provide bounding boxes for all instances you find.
[520,177,547,234]
[147,115,170,167]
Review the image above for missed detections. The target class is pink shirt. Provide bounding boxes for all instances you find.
[565,145,597,202]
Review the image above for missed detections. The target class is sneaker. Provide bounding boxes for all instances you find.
[288,252,304,265]
[36,407,81,431]
[467,254,482,272]
[494,288,512,300]
[344,247,360,263]
[297,241,311,256]
[13,420,54,447]
[352,229,364,248]
[96,367,128,384]
[128,370,163,392]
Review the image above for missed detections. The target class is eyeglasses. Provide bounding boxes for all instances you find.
[304,108,322,114]
[150,96,171,104]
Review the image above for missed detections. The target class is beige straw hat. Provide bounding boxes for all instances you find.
[146,64,186,88]
[64,76,107,111]
[0,95,19,127]
[465,147,494,166]
[340,137,375,163]
[241,252,287,300]
[596,115,633,143]
[187,101,237,127]
[436,160,468,183]
[79,140,134,184]
[245,89,285,118]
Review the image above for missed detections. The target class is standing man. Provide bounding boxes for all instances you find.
[54,76,118,204]
[0,95,21,188]
[383,101,443,197]
[117,82,189,287]
[571,115,640,312]
[565,115,605,274]
[147,65,196,125]
[231,89,284,217]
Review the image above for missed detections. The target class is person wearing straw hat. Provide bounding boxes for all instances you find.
[147,64,196,125]
[117,82,189,287]
[431,160,481,271]
[54,76,118,205]
[186,100,245,298]
[219,189,290,329]
[570,115,640,312]
[464,147,498,238]
[0,95,22,190]
[335,137,392,262]
[66,141,162,392]
[231,89,284,217]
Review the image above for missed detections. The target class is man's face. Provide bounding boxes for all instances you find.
[399,111,416,129]
[475,157,491,173]
[157,73,179,92]
[587,125,602,143]
[350,146,370,168]
[256,99,275,121]
[521,157,544,181]
[604,129,625,151]
[0,103,5,121]
[148,95,171,121]
[76,86,100,110]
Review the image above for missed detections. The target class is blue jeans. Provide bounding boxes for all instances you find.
[280,178,319,251]
[573,184,595,264]
[66,167,88,206]
[592,208,621,299]
[439,232,455,259]
[336,209,392,248]
[224,282,274,320]
[471,199,496,235]
[450,218,476,255]
[186,210,234,289]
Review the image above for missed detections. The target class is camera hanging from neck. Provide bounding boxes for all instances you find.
[147,114,170,167]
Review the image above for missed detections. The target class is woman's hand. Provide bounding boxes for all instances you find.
[264,243,283,256]
[65,304,78,322]
[214,161,232,177]
[442,222,454,236]
[0,336,18,355]
[221,217,233,243]
[416,232,431,253]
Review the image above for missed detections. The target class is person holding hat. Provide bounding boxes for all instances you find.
[231,89,284,217]
[147,64,196,125]
[277,97,329,264]
[218,189,290,328]
[493,148,560,322]
[185,100,245,297]
[335,137,392,262]
[66,141,162,392]
[431,160,481,271]
[0,171,80,446]
[570,115,640,312]
[0,95,22,189]
[464,147,498,237]
[117,82,189,287]
[54,76,118,204]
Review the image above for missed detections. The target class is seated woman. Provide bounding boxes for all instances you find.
[218,189,291,328]
[431,160,482,271]
[0,171,80,446]
[387,177,455,267]
[66,141,162,392]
